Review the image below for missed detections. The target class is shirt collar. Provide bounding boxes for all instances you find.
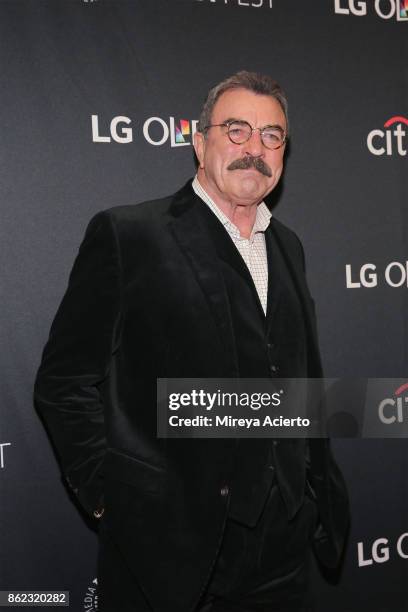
[192,176,272,240]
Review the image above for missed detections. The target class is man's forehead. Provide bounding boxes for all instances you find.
[212,88,286,125]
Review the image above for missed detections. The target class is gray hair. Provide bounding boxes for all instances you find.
[197,70,289,136]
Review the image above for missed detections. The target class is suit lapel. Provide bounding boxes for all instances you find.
[168,184,239,376]
[168,183,322,377]
[268,220,322,374]
[194,199,266,324]
[264,229,283,332]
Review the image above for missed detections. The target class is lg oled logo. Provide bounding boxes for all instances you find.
[335,0,408,20]
[196,0,273,8]
[91,115,198,148]
[358,531,408,566]
[0,443,11,469]
[346,261,408,288]
[367,116,408,156]
[378,382,408,425]
[143,117,198,147]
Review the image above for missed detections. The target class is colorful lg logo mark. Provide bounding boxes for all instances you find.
[143,117,198,147]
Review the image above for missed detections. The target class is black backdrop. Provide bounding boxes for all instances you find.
[1,1,407,610]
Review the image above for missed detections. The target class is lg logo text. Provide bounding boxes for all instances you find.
[335,0,408,20]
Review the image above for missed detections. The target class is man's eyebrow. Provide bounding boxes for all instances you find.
[222,117,245,124]
[222,118,285,131]
[263,124,285,131]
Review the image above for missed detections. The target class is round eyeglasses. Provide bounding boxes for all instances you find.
[204,120,287,150]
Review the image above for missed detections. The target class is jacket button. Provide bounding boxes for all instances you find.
[220,485,229,497]
[93,507,105,519]
[270,364,279,373]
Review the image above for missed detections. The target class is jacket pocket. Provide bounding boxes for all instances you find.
[104,448,165,494]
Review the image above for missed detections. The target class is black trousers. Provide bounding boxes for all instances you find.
[98,484,318,612]
[196,483,318,612]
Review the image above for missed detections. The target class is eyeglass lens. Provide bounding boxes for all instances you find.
[227,121,284,149]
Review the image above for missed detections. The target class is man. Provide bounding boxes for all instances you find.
[34,71,349,612]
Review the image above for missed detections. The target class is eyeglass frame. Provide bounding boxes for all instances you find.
[203,119,288,150]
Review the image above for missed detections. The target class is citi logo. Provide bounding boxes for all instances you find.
[91,115,198,147]
[196,0,273,8]
[378,382,408,425]
[367,116,408,156]
[335,0,408,20]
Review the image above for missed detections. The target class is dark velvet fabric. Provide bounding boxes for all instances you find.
[34,181,349,612]
[98,483,318,612]
[200,483,318,612]
[198,205,310,527]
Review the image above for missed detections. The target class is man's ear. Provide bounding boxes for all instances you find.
[193,131,205,169]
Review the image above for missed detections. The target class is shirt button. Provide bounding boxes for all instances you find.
[220,485,229,497]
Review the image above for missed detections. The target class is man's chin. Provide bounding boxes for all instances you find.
[230,177,272,203]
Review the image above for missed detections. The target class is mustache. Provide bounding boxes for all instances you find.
[227,155,272,177]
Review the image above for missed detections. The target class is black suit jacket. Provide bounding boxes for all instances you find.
[34,181,349,612]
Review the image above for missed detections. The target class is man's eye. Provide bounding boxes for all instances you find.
[263,131,282,143]
[228,125,249,141]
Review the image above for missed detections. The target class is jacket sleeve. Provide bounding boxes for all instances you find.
[34,210,122,517]
[293,228,350,568]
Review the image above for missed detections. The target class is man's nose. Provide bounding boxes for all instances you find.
[243,129,264,157]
